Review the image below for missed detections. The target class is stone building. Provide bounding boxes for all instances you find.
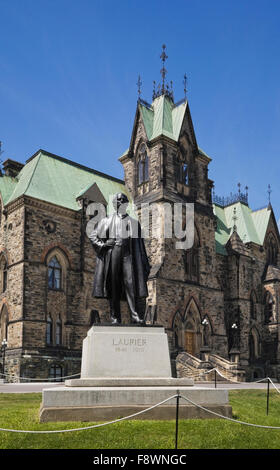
[1,63,280,382]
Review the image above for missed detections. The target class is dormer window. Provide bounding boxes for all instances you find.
[137,144,149,185]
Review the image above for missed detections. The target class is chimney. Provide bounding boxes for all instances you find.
[2,159,24,177]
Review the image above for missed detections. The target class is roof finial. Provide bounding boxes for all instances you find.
[152,45,174,102]
[152,80,156,100]
[160,44,168,93]
[183,73,187,101]
[137,75,142,101]
[268,184,272,205]
[232,207,238,232]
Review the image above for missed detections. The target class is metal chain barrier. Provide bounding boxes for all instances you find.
[1,390,280,434]
[178,364,280,388]
[205,368,280,393]
[0,372,80,382]
[179,392,280,430]
[0,394,178,434]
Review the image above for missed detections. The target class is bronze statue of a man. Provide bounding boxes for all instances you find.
[89,193,150,324]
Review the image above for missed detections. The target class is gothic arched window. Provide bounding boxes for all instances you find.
[179,162,188,185]
[250,292,257,320]
[264,292,274,324]
[46,314,53,345]
[184,227,199,282]
[137,144,149,185]
[56,316,62,346]
[0,254,8,294]
[48,256,62,290]
[266,233,278,266]
[0,305,8,343]
[249,328,260,362]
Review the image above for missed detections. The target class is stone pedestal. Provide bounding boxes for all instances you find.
[80,325,173,379]
[40,325,232,422]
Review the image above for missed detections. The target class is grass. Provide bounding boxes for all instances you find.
[0,390,280,449]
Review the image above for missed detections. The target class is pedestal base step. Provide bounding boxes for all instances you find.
[66,377,194,387]
[40,386,231,422]
[39,403,232,422]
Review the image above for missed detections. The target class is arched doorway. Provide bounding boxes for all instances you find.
[183,298,202,357]
[172,299,204,358]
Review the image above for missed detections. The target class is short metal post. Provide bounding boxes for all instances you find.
[175,392,180,450]
[214,369,217,388]
[267,378,270,416]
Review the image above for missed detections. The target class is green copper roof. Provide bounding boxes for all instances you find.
[139,95,187,142]
[4,150,129,212]
[0,175,18,205]
[213,202,272,255]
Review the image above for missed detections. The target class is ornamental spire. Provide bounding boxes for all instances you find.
[183,73,187,101]
[152,44,174,102]
[232,207,238,232]
[268,184,272,206]
[137,75,142,101]
[160,44,168,93]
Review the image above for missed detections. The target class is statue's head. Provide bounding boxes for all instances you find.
[112,193,129,214]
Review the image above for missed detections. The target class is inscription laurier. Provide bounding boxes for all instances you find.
[112,337,147,347]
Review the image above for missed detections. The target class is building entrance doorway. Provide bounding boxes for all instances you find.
[185,330,196,356]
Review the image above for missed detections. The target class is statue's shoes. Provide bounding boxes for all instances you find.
[131,315,145,325]
[111,318,120,325]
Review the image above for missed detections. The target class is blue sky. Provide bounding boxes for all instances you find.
[1,0,280,221]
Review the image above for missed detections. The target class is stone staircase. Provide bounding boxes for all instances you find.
[176,351,246,382]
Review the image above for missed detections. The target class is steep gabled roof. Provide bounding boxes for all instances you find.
[0,175,18,205]
[213,202,272,255]
[138,95,187,143]
[4,150,129,212]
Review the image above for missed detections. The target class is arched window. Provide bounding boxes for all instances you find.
[266,234,278,266]
[0,255,8,294]
[137,144,149,185]
[49,365,63,382]
[0,305,8,343]
[250,292,257,320]
[264,292,274,324]
[46,314,53,345]
[179,162,188,185]
[249,329,260,362]
[48,256,62,290]
[56,316,62,346]
[184,226,199,282]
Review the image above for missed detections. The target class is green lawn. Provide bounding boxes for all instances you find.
[0,390,280,449]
